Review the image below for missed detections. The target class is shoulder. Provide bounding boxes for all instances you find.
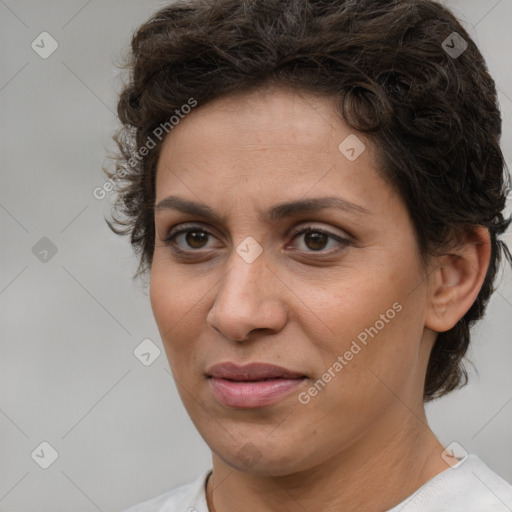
[121,468,212,512]
[389,455,512,512]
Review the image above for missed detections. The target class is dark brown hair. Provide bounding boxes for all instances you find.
[105,0,511,401]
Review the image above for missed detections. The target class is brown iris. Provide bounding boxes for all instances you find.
[186,231,209,248]
[303,232,328,251]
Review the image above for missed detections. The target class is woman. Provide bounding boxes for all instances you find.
[106,0,512,510]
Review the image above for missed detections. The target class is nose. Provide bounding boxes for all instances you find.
[206,247,288,342]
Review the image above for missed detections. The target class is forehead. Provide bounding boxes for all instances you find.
[154,86,402,223]
[180,89,335,146]
[157,86,376,176]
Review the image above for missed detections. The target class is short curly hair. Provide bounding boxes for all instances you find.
[105,0,512,401]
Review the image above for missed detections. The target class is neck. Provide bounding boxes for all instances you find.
[205,407,448,512]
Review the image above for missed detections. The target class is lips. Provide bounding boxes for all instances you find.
[206,362,305,381]
[206,362,307,408]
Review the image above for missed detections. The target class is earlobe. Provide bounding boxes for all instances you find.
[425,226,491,333]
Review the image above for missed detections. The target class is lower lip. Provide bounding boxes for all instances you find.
[209,377,306,408]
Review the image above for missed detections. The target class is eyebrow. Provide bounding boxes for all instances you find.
[155,195,371,223]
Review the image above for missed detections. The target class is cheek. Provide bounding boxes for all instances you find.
[149,262,176,334]
[299,254,425,391]
[299,266,405,347]
[149,257,203,354]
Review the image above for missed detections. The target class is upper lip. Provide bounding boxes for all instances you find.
[206,362,306,381]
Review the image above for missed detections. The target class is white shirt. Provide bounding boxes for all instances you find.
[122,455,512,512]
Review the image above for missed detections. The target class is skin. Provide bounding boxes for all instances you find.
[149,85,491,512]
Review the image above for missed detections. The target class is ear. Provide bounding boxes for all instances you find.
[424,226,491,333]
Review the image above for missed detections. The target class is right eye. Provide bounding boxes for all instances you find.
[163,225,219,253]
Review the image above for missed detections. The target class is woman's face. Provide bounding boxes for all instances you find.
[150,86,435,475]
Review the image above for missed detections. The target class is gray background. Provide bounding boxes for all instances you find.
[1,1,511,511]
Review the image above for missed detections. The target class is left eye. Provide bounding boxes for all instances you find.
[288,227,349,252]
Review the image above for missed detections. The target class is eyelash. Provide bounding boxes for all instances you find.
[162,224,351,257]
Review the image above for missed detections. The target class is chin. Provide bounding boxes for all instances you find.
[211,434,319,476]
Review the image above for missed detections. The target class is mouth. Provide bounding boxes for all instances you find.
[206,362,307,408]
